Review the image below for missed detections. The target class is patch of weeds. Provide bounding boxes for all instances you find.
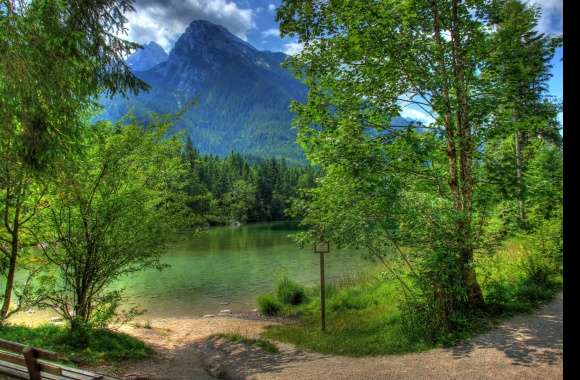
[257,294,283,316]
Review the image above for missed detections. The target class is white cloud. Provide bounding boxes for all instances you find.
[528,0,563,35]
[124,0,254,51]
[268,4,276,12]
[261,28,280,38]
[400,107,435,125]
[283,41,304,55]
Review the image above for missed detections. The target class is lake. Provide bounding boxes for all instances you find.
[15,222,372,324]
[118,222,371,318]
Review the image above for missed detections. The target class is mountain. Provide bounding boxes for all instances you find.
[126,41,168,72]
[100,20,307,162]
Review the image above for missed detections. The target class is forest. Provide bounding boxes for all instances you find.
[180,136,317,226]
[0,0,564,378]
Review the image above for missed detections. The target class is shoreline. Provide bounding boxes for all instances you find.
[97,293,562,380]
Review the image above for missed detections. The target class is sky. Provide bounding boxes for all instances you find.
[124,0,563,119]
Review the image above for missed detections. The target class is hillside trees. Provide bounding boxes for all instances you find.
[180,139,317,225]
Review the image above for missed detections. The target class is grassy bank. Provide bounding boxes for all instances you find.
[263,275,432,356]
[260,237,562,356]
[0,324,153,365]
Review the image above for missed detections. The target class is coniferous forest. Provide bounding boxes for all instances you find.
[180,136,317,225]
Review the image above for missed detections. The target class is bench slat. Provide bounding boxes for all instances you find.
[0,339,60,361]
[0,351,62,376]
[0,338,120,380]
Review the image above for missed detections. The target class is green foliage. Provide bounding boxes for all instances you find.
[278,0,562,341]
[257,295,283,316]
[37,118,189,336]
[0,324,152,365]
[275,272,307,306]
[0,0,147,166]
[265,234,562,355]
[264,271,431,356]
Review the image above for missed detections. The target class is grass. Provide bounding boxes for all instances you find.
[213,333,279,353]
[263,272,432,356]
[261,237,562,357]
[476,237,563,315]
[257,294,283,316]
[0,324,153,365]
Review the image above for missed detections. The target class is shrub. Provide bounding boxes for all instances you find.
[276,273,307,305]
[329,288,375,311]
[257,295,282,316]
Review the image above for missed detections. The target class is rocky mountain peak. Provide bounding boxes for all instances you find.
[170,19,257,63]
[126,41,168,72]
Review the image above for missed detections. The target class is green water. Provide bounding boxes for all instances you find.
[116,222,371,318]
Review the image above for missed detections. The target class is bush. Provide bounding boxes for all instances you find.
[329,288,376,311]
[257,295,282,316]
[276,273,307,305]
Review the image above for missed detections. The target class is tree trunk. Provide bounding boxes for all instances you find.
[514,130,527,225]
[0,181,22,322]
[450,0,484,308]
[0,229,19,321]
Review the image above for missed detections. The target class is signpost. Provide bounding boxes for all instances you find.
[314,240,330,332]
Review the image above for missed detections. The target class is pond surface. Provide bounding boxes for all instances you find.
[117,222,372,318]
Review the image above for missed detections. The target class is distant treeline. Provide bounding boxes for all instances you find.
[181,136,317,225]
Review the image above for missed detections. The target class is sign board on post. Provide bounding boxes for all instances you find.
[315,241,330,254]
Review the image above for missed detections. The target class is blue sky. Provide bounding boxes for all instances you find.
[125,0,563,102]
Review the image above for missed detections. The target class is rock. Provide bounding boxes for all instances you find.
[219,309,232,314]
[219,302,230,305]
[123,373,151,380]
[252,308,258,312]
[202,314,216,318]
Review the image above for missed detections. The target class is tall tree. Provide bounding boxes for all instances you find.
[276,0,505,307]
[0,0,147,166]
[0,0,148,322]
[39,120,187,339]
[484,0,562,229]
[276,0,560,311]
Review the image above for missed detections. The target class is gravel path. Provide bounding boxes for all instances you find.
[85,292,562,380]
[199,292,563,380]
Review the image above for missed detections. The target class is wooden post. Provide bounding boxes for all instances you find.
[320,251,326,332]
[315,240,329,333]
[22,346,41,380]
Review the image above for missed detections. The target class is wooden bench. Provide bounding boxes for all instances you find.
[0,339,118,380]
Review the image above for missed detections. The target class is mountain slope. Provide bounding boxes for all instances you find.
[126,41,168,72]
[100,20,306,162]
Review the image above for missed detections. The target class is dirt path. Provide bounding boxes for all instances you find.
[92,293,562,380]
[88,315,277,380]
[200,292,563,380]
